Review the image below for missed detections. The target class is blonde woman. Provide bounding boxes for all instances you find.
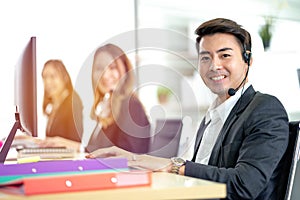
[86,44,150,154]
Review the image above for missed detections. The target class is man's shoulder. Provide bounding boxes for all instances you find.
[254,91,285,106]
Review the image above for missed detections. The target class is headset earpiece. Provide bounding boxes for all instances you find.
[243,51,251,66]
[242,44,251,66]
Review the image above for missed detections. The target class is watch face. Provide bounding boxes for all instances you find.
[171,157,185,165]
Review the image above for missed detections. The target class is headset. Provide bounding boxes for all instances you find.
[228,46,252,96]
[243,50,251,66]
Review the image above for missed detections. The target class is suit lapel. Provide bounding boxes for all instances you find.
[192,118,209,162]
[208,86,257,166]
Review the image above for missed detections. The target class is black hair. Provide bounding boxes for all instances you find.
[195,18,252,55]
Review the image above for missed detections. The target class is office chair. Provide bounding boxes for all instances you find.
[280,121,300,200]
[148,119,183,158]
[289,159,300,200]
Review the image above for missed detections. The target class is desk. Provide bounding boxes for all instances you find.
[0,172,226,200]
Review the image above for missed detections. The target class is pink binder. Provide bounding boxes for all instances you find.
[0,158,128,176]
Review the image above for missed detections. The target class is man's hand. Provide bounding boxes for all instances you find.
[86,146,172,172]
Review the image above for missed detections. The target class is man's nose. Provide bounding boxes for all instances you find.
[210,58,222,71]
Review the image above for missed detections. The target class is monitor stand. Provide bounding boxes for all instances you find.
[0,111,22,163]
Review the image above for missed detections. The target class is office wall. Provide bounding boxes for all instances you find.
[137,0,300,123]
[0,0,135,139]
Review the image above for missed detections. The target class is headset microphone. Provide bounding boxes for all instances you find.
[227,72,248,96]
[228,88,237,96]
[227,51,251,96]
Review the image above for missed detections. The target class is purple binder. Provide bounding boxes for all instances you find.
[0,158,128,176]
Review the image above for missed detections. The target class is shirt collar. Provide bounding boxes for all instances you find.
[205,82,251,124]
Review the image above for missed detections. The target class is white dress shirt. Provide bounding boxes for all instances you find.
[196,83,251,165]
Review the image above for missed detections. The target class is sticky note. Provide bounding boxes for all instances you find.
[17,156,40,164]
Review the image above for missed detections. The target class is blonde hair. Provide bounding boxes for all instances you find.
[90,44,135,128]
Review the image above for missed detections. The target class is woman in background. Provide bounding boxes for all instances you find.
[86,43,150,153]
[41,59,83,143]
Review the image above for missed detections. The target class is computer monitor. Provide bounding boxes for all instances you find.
[0,36,37,163]
[148,119,183,158]
[14,36,38,137]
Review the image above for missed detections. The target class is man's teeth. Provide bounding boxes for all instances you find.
[212,75,225,81]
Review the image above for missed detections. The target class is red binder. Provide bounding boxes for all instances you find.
[0,169,151,195]
[22,170,151,195]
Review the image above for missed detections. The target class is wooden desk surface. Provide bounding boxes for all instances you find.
[0,172,226,200]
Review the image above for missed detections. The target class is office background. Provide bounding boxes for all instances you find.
[0,0,300,141]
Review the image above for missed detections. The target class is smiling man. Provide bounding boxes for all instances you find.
[86,18,290,200]
[183,18,289,200]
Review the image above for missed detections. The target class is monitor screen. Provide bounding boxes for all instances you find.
[14,36,38,137]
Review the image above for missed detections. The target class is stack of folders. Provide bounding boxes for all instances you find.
[0,158,151,195]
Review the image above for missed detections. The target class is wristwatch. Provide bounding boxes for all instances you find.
[170,157,186,174]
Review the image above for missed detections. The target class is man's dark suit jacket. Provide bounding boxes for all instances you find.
[185,85,289,200]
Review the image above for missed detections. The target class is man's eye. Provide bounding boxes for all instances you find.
[200,57,210,62]
[222,54,231,58]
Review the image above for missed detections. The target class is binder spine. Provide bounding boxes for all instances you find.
[0,158,128,176]
[23,171,151,195]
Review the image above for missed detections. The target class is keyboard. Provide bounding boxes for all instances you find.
[17,147,76,159]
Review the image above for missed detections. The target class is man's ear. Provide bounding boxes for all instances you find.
[249,55,253,67]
